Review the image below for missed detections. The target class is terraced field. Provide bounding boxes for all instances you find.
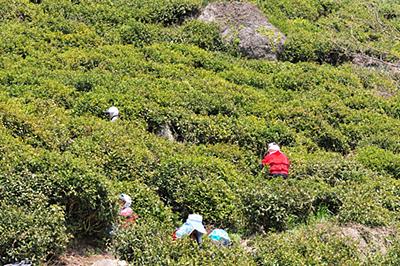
[0,0,399,265]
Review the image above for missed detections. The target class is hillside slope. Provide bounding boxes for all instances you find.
[0,0,400,265]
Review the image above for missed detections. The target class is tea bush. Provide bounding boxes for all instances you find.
[256,0,400,63]
[0,97,74,151]
[0,0,400,263]
[110,219,173,264]
[66,122,159,181]
[338,187,394,226]
[289,151,372,185]
[150,154,246,229]
[119,21,158,47]
[242,178,316,232]
[0,149,117,237]
[0,204,70,265]
[337,177,400,226]
[379,239,400,265]
[250,221,363,265]
[111,218,255,265]
[113,180,175,224]
[194,143,258,175]
[134,0,202,25]
[356,146,400,178]
[180,20,226,51]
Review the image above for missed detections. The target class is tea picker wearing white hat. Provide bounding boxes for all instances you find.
[118,193,132,217]
[260,142,290,178]
[118,193,138,225]
[174,214,207,245]
[104,106,119,122]
[109,193,137,235]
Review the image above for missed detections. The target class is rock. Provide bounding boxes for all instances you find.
[157,123,175,142]
[5,260,31,266]
[198,2,286,59]
[92,259,128,266]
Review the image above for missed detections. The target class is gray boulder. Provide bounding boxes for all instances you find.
[198,2,286,60]
[157,123,175,142]
[5,260,31,266]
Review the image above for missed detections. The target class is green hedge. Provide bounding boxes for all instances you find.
[256,0,399,64]
[250,221,363,265]
[337,177,400,226]
[113,180,175,223]
[0,0,399,262]
[0,204,70,265]
[242,178,316,232]
[289,151,372,184]
[111,218,255,265]
[149,154,246,229]
[0,150,117,237]
[356,146,400,178]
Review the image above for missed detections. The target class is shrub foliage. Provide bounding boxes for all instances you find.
[0,0,399,264]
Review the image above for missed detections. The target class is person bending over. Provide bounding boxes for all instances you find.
[261,142,290,178]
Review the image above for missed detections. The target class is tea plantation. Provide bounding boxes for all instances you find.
[0,0,400,265]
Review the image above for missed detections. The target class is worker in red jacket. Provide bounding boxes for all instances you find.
[260,142,290,178]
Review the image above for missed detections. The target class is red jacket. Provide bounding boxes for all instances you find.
[262,151,290,175]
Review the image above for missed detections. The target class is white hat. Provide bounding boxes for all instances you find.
[119,193,132,209]
[268,142,280,152]
[186,214,206,234]
[105,106,119,119]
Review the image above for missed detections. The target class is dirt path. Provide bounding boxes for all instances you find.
[56,253,117,266]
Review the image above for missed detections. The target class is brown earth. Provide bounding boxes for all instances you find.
[339,223,396,256]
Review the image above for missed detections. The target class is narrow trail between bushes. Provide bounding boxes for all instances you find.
[57,253,112,266]
[57,252,127,266]
[52,242,127,266]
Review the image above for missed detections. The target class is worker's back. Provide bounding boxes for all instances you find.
[262,150,290,176]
